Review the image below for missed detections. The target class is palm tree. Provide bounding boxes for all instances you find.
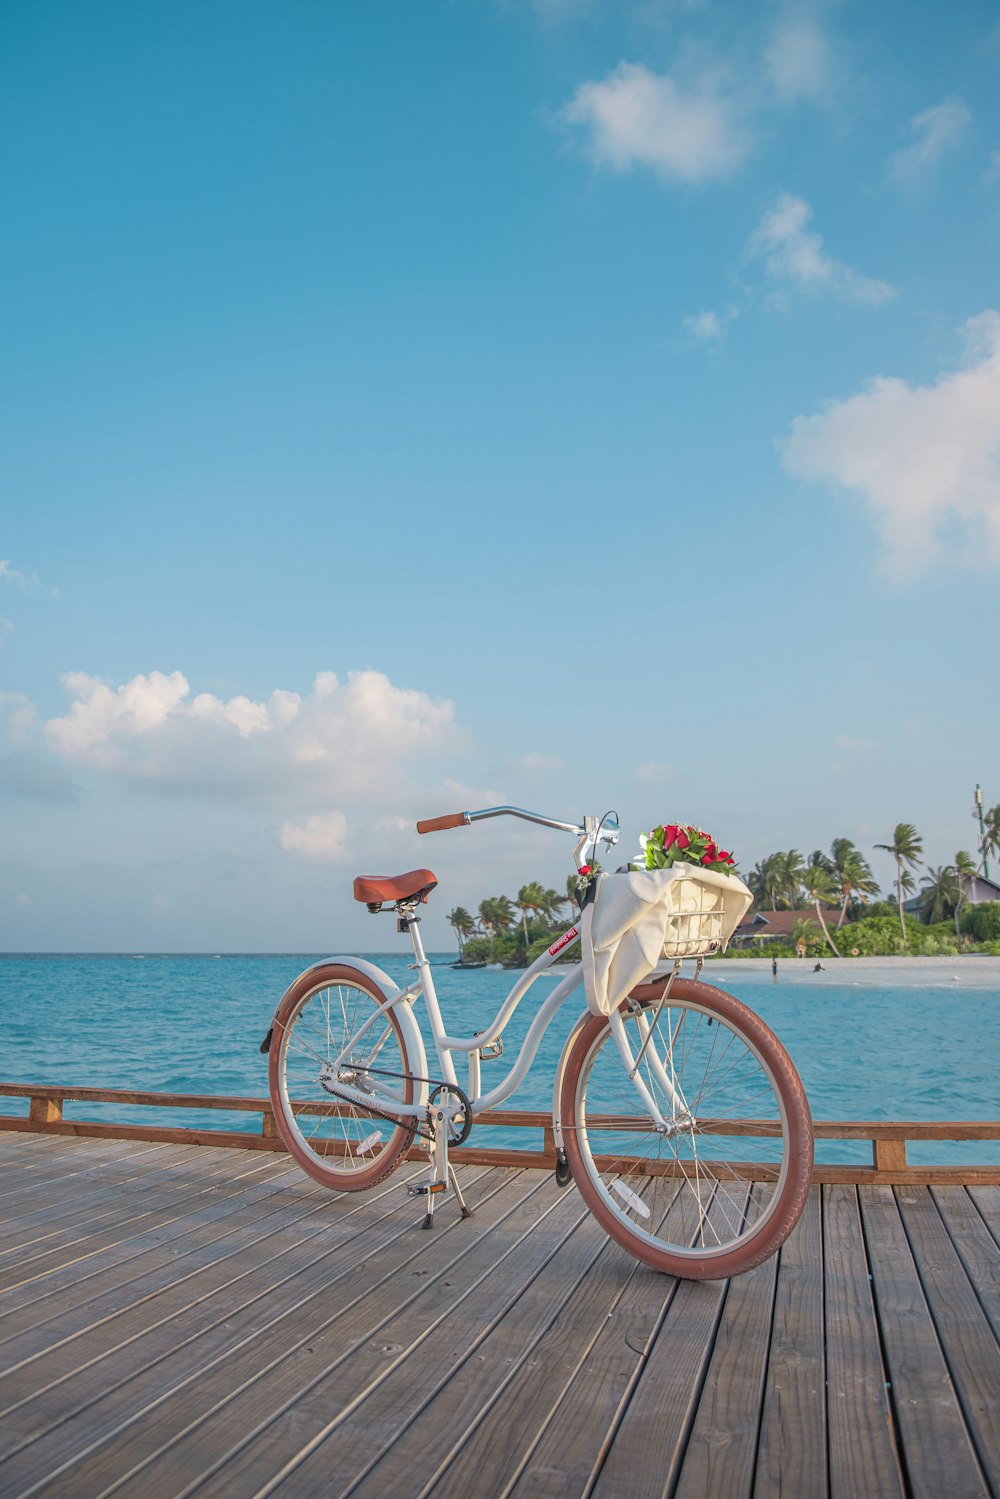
[478,896,515,960]
[829,840,880,927]
[918,865,959,926]
[874,823,924,942]
[515,882,548,946]
[748,851,798,910]
[774,849,806,910]
[801,863,842,956]
[954,850,977,940]
[788,916,822,953]
[541,887,567,924]
[447,906,475,958]
[981,803,1000,873]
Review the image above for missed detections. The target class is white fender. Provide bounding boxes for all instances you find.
[274,955,429,1110]
[551,1007,595,1153]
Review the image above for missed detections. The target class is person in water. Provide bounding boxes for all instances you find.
[771,957,778,979]
[813,962,825,972]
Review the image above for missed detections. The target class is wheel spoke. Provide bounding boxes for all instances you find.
[564,983,810,1275]
[270,972,416,1188]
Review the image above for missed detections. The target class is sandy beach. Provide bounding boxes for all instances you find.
[708,954,1000,989]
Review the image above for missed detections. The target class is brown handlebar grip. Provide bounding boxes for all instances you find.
[416,812,468,834]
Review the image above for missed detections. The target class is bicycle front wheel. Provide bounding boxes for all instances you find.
[560,976,812,1279]
[269,963,417,1191]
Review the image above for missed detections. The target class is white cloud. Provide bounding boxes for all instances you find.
[16,893,32,907]
[279,811,350,862]
[765,13,834,104]
[781,310,1000,574]
[0,618,14,650]
[0,691,37,746]
[636,762,675,784]
[749,193,896,306]
[563,61,749,183]
[43,668,457,801]
[682,307,737,343]
[890,99,971,182]
[985,149,1000,185]
[0,558,49,593]
[511,751,561,778]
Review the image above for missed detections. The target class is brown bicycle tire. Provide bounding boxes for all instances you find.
[560,975,813,1279]
[269,962,416,1192]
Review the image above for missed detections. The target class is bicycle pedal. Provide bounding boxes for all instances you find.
[476,1034,503,1060]
[407,1181,447,1197]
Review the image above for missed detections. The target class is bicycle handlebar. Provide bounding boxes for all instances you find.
[416,812,470,834]
[416,804,619,843]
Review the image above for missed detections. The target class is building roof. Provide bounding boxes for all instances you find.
[733,909,821,938]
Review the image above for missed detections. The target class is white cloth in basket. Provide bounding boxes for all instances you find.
[580,865,753,1017]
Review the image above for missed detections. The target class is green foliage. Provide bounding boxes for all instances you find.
[835,912,961,955]
[961,902,1000,942]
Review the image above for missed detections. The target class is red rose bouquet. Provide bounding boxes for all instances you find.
[637,823,737,876]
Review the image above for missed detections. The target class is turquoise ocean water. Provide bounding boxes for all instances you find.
[1,953,997,1168]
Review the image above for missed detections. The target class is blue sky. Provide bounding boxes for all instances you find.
[2,0,998,950]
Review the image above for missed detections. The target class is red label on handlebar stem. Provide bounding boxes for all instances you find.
[548,925,579,957]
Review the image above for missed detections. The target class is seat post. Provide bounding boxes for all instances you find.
[401,905,430,970]
[400,904,459,1090]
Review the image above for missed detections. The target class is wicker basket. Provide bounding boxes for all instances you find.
[657,867,753,959]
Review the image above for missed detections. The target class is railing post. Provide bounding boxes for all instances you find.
[873,1137,908,1172]
[261,1110,280,1141]
[29,1095,63,1126]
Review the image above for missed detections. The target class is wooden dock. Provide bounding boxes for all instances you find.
[0,1129,997,1498]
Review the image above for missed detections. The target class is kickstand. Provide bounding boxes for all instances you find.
[408,1116,473,1226]
[449,1163,474,1219]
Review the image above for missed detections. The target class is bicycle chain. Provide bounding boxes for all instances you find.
[318,1066,472,1146]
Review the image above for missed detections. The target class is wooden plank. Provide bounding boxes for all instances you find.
[0,1148,273,1296]
[873,1138,908,1172]
[860,1186,991,1499]
[896,1187,1000,1493]
[823,1185,904,1499]
[508,1241,684,1495]
[752,1186,827,1499]
[3,1090,999,1144]
[409,1231,653,1497]
[967,1186,1000,1245]
[932,1188,1000,1338]
[591,1189,752,1499]
[0,1084,274,1111]
[813,1167,1000,1187]
[0,1168,545,1495]
[0,1136,173,1199]
[0,1160,454,1463]
[0,1159,318,1363]
[0,1117,285,1150]
[0,1143,231,1253]
[297,1201,618,1498]
[1,1140,998,1499]
[672,1191,780,1499]
[129,1178,588,1498]
[0,1174,258,1294]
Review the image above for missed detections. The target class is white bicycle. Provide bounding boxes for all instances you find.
[262,806,813,1280]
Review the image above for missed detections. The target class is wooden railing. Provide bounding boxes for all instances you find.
[1,1082,998,1185]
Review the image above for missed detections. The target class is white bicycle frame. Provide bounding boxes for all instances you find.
[304,803,684,1146]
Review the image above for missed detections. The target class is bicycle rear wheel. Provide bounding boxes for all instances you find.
[268,963,417,1191]
[560,976,812,1279]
